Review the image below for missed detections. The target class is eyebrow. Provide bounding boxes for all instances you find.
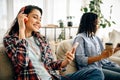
[32,14,41,18]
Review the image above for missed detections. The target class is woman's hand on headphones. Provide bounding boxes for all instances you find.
[17,11,28,31]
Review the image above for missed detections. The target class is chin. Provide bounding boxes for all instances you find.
[34,28,40,31]
[33,29,39,32]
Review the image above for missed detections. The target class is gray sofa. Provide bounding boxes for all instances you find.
[0,29,120,79]
[0,46,14,80]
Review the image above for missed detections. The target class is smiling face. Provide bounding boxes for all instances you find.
[25,9,41,36]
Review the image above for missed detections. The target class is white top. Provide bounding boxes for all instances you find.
[26,36,51,80]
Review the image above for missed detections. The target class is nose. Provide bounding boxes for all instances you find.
[36,19,41,24]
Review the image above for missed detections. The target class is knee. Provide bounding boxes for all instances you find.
[91,68,104,80]
[78,68,104,80]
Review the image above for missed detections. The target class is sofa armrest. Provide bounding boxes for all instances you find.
[0,46,14,80]
[56,39,77,75]
[108,51,120,66]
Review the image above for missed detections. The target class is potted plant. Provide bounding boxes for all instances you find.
[67,16,75,27]
[58,20,64,28]
[81,0,115,28]
[57,29,65,40]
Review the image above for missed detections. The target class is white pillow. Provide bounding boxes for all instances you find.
[56,39,77,75]
[109,29,120,48]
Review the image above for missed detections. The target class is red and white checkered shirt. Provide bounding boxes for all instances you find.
[3,32,62,80]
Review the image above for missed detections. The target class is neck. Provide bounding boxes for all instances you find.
[25,30,32,38]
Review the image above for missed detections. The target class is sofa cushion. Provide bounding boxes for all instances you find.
[108,29,120,65]
[109,29,120,48]
[0,46,14,80]
[56,39,77,75]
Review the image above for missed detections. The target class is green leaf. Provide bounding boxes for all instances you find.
[112,21,116,24]
[80,0,115,28]
[100,24,106,28]
[84,8,88,12]
[108,22,111,27]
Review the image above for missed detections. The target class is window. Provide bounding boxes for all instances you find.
[47,0,83,27]
[1,0,120,29]
[0,0,7,43]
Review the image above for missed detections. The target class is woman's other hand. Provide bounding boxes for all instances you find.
[100,48,114,59]
[114,43,120,53]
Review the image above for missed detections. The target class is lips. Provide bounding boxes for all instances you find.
[34,24,40,29]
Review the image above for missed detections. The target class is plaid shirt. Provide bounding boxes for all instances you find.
[3,32,62,80]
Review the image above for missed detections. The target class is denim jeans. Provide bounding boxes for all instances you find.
[60,68,104,80]
[102,66,120,80]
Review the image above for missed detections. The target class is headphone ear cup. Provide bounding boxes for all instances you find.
[24,18,28,23]
[20,7,26,13]
[20,7,28,23]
